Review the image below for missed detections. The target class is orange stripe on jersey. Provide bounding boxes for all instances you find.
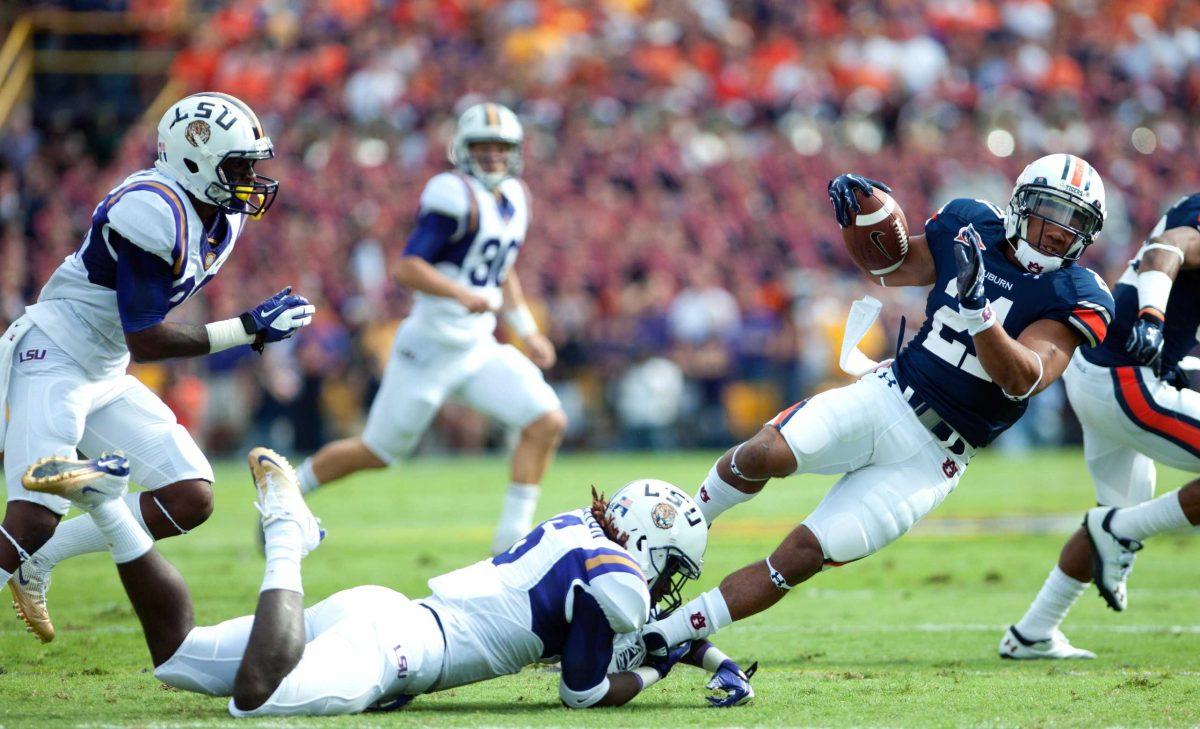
[1069,157,1085,188]
[770,401,803,427]
[1114,367,1200,456]
[1069,307,1107,346]
[453,174,480,243]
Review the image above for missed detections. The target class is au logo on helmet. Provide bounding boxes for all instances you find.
[651,502,676,529]
[185,120,211,148]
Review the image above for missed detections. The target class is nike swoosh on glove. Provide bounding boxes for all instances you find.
[240,286,316,352]
[706,659,757,707]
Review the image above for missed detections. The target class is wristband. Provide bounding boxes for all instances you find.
[633,666,663,689]
[1135,269,1172,316]
[1002,350,1043,402]
[960,302,995,336]
[206,317,256,353]
[505,305,538,338]
[697,643,732,673]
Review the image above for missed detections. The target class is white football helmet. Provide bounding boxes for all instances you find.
[155,92,278,218]
[448,102,523,190]
[605,479,707,614]
[1004,153,1106,274]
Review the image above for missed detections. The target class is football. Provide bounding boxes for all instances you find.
[842,188,909,277]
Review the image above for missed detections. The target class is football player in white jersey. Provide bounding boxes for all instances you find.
[1,92,315,643]
[295,102,566,555]
[20,449,756,715]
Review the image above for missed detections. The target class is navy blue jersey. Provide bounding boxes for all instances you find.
[892,199,1115,447]
[1086,194,1200,373]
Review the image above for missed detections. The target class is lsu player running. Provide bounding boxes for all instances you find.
[639,155,1115,655]
[1003,192,1200,658]
[2,93,315,643]
[20,449,755,715]
[296,102,566,555]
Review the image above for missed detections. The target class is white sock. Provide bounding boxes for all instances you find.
[36,493,149,568]
[297,458,320,495]
[1109,490,1191,541]
[89,498,154,564]
[261,520,304,595]
[491,483,539,554]
[694,464,755,524]
[655,587,732,645]
[1013,566,1087,640]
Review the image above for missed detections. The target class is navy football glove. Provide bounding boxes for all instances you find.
[240,286,315,353]
[706,659,757,708]
[827,174,892,228]
[953,239,995,334]
[1125,309,1165,370]
[645,640,691,680]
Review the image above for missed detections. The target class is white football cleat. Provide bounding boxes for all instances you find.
[998,626,1094,660]
[8,552,53,643]
[1084,507,1141,612]
[248,447,324,556]
[22,452,130,511]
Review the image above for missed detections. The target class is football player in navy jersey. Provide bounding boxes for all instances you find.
[639,154,1116,655]
[1003,192,1200,659]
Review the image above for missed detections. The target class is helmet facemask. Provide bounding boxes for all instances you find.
[1009,186,1103,274]
[207,149,279,219]
[455,138,522,190]
[646,546,703,616]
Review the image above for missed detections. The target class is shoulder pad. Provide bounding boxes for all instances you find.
[1051,266,1115,348]
[420,172,474,221]
[106,185,190,270]
[586,571,650,634]
[1163,193,1200,231]
[926,198,1006,250]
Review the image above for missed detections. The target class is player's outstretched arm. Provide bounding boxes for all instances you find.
[1125,223,1200,367]
[827,173,934,287]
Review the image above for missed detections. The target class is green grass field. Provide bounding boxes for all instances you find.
[1,449,1195,728]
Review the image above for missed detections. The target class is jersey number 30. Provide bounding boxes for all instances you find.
[469,238,520,286]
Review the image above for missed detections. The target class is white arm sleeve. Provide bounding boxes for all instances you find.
[559,675,610,709]
[105,190,182,265]
[588,572,651,634]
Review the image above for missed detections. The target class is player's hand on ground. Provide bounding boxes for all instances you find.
[827,174,892,228]
[241,286,315,352]
[1126,310,1165,370]
[706,659,757,708]
[524,332,557,369]
[457,289,495,314]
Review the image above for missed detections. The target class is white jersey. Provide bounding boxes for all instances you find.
[26,168,246,378]
[405,172,530,346]
[420,509,650,703]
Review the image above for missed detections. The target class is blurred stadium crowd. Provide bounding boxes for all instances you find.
[2,0,1200,456]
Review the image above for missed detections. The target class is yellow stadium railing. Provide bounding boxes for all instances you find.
[0,15,34,131]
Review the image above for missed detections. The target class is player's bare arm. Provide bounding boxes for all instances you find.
[1126,223,1200,367]
[880,232,934,287]
[973,317,1079,399]
[395,255,492,312]
[501,271,555,368]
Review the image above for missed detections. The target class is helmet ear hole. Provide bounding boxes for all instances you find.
[183,158,199,174]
